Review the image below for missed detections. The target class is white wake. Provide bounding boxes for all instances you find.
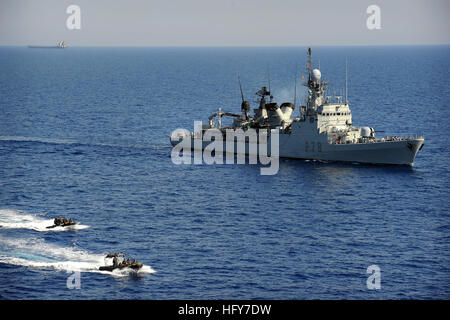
[0,209,89,232]
[0,235,156,277]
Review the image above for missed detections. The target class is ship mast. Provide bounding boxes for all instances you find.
[303,47,328,113]
[306,47,313,78]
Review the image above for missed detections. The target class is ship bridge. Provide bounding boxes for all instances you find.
[316,103,352,130]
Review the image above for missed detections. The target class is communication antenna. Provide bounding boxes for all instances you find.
[345,58,348,104]
[294,64,298,107]
[238,74,251,119]
[267,64,273,102]
[238,74,245,102]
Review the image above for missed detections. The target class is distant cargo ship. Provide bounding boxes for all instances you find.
[28,41,67,49]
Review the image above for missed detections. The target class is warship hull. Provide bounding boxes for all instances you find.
[280,136,424,166]
[171,135,424,166]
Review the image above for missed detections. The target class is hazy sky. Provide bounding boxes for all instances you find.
[1,0,449,46]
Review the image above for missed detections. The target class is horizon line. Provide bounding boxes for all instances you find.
[2,43,450,48]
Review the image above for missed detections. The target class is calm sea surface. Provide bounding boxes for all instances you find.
[0,46,449,299]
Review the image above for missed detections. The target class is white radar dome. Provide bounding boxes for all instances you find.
[361,127,375,138]
[312,69,321,81]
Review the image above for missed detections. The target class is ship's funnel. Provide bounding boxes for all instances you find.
[280,103,295,120]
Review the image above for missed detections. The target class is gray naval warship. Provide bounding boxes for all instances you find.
[171,47,424,166]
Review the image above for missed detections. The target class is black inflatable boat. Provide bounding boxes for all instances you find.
[99,253,143,272]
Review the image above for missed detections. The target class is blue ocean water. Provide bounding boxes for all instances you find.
[0,46,449,299]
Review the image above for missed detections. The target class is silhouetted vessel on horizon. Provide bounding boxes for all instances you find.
[28,41,67,49]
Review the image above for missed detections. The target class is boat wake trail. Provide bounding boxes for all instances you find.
[0,135,171,152]
[0,235,156,277]
[0,209,89,232]
[0,235,104,273]
[0,136,78,145]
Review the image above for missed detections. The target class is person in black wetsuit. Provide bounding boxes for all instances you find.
[112,256,119,267]
[54,216,63,226]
